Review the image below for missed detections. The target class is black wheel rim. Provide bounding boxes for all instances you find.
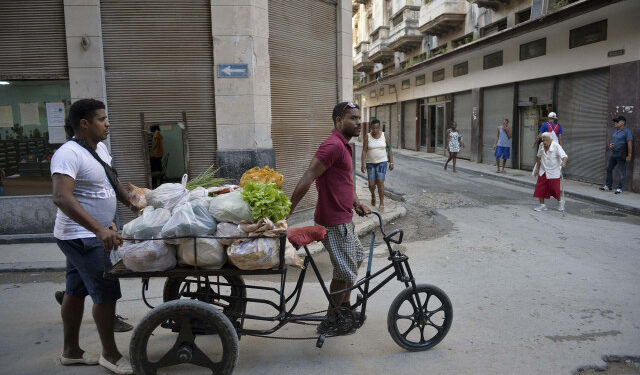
[392,289,449,348]
[139,311,231,374]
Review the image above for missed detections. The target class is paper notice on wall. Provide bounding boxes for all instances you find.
[48,126,67,144]
[0,105,13,127]
[46,102,65,127]
[19,102,40,126]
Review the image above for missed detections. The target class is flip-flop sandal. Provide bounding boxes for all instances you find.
[99,356,133,375]
[60,352,99,365]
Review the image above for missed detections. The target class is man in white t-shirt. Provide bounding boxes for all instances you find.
[51,99,134,374]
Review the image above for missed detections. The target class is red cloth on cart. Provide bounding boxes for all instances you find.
[287,226,327,248]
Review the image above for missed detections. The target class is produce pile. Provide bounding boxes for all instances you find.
[119,166,303,272]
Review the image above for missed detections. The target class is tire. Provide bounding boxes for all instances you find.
[130,299,239,375]
[387,284,452,351]
[163,275,246,321]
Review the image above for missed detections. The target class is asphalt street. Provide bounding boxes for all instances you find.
[0,153,639,374]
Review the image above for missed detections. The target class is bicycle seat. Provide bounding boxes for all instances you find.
[287,226,326,248]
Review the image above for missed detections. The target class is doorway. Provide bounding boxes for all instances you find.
[419,101,428,150]
[518,104,552,169]
[435,104,447,154]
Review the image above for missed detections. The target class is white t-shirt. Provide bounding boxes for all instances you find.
[50,140,117,240]
[537,142,568,179]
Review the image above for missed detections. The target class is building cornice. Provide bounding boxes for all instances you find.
[355,0,622,93]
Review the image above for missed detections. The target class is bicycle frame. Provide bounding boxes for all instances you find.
[168,212,423,338]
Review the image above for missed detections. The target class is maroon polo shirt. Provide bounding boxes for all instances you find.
[314,129,355,227]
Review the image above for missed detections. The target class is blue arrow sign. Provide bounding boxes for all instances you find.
[217,64,249,78]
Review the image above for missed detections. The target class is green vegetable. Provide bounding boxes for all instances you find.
[185,165,228,191]
[241,181,291,222]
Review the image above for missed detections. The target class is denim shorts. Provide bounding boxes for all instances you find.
[366,161,388,181]
[57,237,121,304]
[494,146,510,160]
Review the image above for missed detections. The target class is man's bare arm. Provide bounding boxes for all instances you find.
[289,158,327,214]
[52,174,122,250]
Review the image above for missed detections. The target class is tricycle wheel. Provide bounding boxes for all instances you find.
[387,284,452,351]
[130,299,238,375]
[163,275,246,322]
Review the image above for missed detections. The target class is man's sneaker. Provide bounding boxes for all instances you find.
[600,185,611,191]
[533,204,547,212]
[558,200,565,212]
[55,290,64,305]
[615,188,623,194]
[113,315,133,332]
[55,291,133,332]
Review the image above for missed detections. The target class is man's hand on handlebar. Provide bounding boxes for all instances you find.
[355,203,371,217]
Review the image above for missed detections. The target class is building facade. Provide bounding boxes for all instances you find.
[0,0,353,234]
[353,0,640,191]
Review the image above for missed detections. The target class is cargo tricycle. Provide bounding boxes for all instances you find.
[106,212,452,374]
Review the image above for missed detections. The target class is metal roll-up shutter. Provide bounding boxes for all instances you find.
[518,78,553,106]
[403,100,417,150]
[101,1,216,222]
[269,0,337,212]
[376,105,390,133]
[557,68,609,183]
[482,84,514,165]
[0,0,67,79]
[453,91,472,160]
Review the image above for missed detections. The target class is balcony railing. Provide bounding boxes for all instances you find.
[419,0,467,37]
[354,43,374,72]
[466,0,513,10]
[368,26,394,63]
[387,6,422,52]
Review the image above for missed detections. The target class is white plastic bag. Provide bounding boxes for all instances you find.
[178,238,226,269]
[215,222,246,245]
[161,200,217,244]
[119,240,177,272]
[189,186,209,201]
[227,238,303,270]
[122,206,171,240]
[208,190,253,224]
[146,175,190,212]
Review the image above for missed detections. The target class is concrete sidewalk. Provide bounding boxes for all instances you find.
[357,142,640,215]
[0,179,406,272]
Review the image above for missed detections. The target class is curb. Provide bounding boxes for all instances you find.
[355,173,406,202]
[395,152,640,216]
[0,261,66,273]
[0,233,56,245]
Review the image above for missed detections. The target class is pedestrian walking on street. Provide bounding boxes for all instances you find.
[54,116,132,333]
[534,111,563,146]
[444,122,463,172]
[493,118,512,173]
[361,118,394,211]
[50,99,135,374]
[601,115,633,194]
[149,125,164,188]
[290,101,371,334]
[533,132,568,212]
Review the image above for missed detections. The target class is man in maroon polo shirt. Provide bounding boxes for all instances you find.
[290,102,371,334]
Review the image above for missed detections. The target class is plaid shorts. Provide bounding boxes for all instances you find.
[321,222,365,283]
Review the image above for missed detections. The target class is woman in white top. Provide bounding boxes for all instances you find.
[361,119,394,211]
[533,132,568,212]
[444,122,463,172]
